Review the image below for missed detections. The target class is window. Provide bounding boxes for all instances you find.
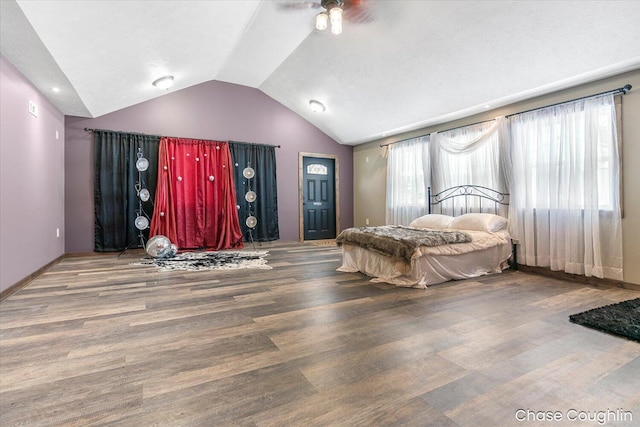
[385,136,430,224]
[386,121,504,223]
[510,101,619,211]
[429,120,505,214]
[384,94,622,280]
[307,164,328,175]
[507,94,622,280]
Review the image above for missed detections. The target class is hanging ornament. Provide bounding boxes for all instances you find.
[134,216,149,230]
[136,157,149,172]
[246,216,257,228]
[245,191,257,203]
[139,188,150,202]
[243,167,255,179]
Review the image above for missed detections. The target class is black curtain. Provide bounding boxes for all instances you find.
[229,142,279,242]
[94,131,160,251]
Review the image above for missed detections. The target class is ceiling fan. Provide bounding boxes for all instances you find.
[277,0,374,34]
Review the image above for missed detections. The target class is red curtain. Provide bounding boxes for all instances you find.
[150,137,243,250]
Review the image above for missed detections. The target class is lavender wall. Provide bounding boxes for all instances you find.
[0,55,65,293]
[65,80,353,252]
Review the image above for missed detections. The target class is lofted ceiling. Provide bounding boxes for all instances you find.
[2,0,640,145]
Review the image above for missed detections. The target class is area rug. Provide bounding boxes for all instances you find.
[131,250,271,272]
[569,298,640,342]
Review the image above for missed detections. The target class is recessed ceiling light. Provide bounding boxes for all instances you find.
[484,104,490,109]
[309,99,326,112]
[152,75,175,90]
[52,87,60,93]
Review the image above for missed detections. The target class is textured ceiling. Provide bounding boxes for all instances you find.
[2,0,640,145]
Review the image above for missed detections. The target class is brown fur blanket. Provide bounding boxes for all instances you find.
[336,225,472,264]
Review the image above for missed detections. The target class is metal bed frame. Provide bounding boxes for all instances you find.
[428,185,516,269]
[428,185,509,215]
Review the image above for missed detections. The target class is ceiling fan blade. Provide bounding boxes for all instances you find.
[343,0,376,24]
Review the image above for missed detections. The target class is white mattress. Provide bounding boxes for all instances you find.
[337,230,512,289]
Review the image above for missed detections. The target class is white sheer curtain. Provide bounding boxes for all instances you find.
[429,119,507,215]
[507,94,622,280]
[385,136,430,225]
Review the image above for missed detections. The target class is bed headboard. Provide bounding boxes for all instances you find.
[428,185,509,217]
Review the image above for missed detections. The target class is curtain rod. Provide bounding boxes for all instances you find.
[380,83,632,148]
[229,140,281,148]
[505,83,632,118]
[84,128,281,148]
[379,118,495,148]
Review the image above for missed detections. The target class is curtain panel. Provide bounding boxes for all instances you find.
[94,131,160,251]
[229,142,279,242]
[385,136,430,225]
[506,94,622,280]
[150,137,243,250]
[429,120,507,216]
[384,95,623,280]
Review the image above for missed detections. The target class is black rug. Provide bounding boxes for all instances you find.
[131,250,271,272]
[569,298,640,342]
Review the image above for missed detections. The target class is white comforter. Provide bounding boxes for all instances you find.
[414,229,510,256]
[337,229,512,289]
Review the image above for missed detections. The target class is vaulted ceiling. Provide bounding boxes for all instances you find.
[2,0,639,145]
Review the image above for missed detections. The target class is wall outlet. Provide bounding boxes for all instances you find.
[365,218,370,225]
[56,228,60,238]
[28,100,38,118]
[56,130,59,140]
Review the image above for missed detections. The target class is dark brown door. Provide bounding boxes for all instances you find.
[303,156,336,240]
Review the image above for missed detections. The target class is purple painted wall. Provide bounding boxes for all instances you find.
[0,55,65,293]
[65,80,353,252]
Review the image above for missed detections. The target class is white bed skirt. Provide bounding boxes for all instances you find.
[337,243,512,289]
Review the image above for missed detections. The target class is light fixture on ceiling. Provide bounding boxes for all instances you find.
[152,75,174,90]
[315,0,343,35]
[315,10,328,30]
[329,4,343,34]
[309,100,326,113]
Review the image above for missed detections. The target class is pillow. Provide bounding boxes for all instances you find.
[409,214,454,230]
[449,213,507,232]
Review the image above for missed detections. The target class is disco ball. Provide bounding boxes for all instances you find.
[145,235,172,258]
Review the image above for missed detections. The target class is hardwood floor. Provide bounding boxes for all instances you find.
[1,241,638,426]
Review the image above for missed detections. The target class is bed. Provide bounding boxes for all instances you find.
[336,185,514,289]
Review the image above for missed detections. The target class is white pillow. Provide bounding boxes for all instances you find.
[409,214,454,230]
[449,213,507,232]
